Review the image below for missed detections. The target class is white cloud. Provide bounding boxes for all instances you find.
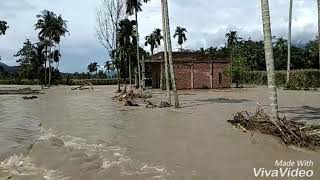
[0,0,318,72]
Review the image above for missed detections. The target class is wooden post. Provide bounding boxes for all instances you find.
[210,62,213,89]
[160,63,163,89]
[191,64,194,89]
[142,55,146,89]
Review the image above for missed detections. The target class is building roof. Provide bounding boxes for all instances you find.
[146,52,230,63]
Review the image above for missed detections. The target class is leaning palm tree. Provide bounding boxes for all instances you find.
[0,20,9,35]
[126,0,150,94]
[163,0,179,108]
[286,0,293,84]
[261,0,279,121]
[173,26,187,52]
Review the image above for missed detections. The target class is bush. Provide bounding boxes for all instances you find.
[243,70,320,89]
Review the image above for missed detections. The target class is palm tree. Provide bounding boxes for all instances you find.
[153,28,163,52]
[261,0,279,121]
[0,20,9,35]
[163,0,179,108]
[88,62,99,79]
[161,0,171,104]
[126,0,150,94]
[118,19,136,91]
[287,0,293,83]
[35,10,68,86]
[173,26,187,52]
[145,33,157,55]
[105,61,112,78]
[50,49,61,69]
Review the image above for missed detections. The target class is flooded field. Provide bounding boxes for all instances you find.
[0,85,319,180]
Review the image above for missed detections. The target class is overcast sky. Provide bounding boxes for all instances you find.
[0,0,317,72]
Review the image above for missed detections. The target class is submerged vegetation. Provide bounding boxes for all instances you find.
[228,106,320,150]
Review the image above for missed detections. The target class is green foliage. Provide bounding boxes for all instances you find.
[145,29,163,55]
[243,70,320,89]
[197,31,320,71]
[227,55,249,88]
[173,26,187,51]
[0,20,9,35]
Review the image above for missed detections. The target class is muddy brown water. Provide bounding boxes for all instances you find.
[0,85,319,180]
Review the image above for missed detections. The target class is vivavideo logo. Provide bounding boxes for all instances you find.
[253,160,315,178]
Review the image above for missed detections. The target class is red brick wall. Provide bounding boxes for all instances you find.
[193,63,211,89]
[159,62,230,90]
[174,63,191,89]
[212,63,230,88]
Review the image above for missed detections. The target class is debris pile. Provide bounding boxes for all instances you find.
[113,90,152,107]
[71,82,94,90]
[227,106,320,150]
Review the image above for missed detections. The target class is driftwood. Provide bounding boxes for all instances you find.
[145,100,171,108]
[227,106,320,150]
[0,88,42,95]
[71,82,94,91]
[22,96,39,100]
[124,100,139,106]
[113,91,152,102]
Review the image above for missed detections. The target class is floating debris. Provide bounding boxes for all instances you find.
[227,106,320,150]
[22,96,39,100]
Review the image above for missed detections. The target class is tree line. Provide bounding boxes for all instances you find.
[0,11,69,86]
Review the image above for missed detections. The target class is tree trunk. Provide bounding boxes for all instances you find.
[48,45,52,87]
[135,9,142,94]
[117,68,121,91]
[44,45,48,86]
[161,0,171,104]
[164,0,179,108]
[142,55,146,89]
[261,0,279,121]
[318,0,320,69]
[286,0,293,84]
[134,67,138,88]
[129,56,132,91]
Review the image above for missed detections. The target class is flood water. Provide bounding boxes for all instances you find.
[0,85,320,180]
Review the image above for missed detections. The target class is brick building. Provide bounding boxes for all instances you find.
[146,52,231,90]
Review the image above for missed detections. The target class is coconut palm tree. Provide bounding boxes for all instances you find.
[0,20,9,35]
[261,0,279,121]
[126,0,150,94]
[161,0,171,104]
[287,0,293,83]
[173,26,187,52]
[163,0,179,108]
[35,10,68,86]
[145,33,157,55]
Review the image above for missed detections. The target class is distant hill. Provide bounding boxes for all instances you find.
[0,62,19,73]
